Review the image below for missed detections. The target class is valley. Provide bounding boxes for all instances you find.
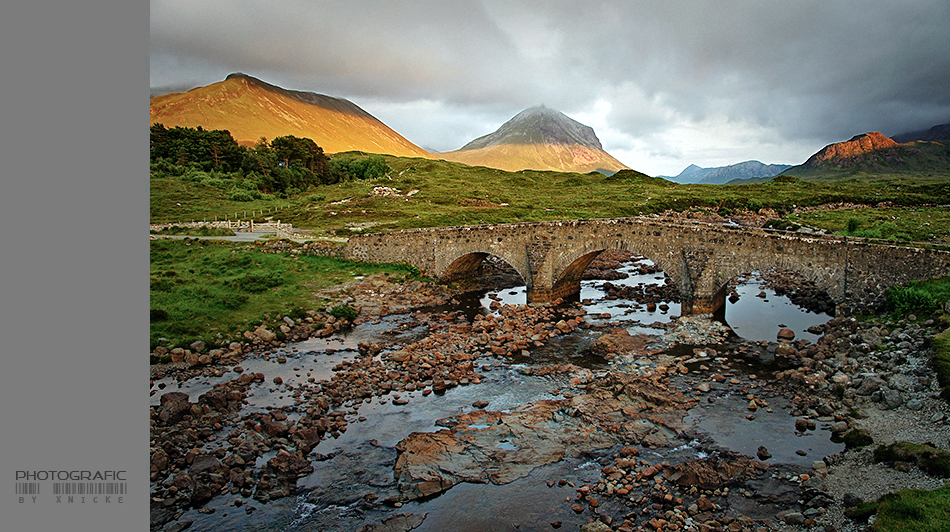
[149,74,950,532]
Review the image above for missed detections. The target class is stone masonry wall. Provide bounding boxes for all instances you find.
[345,218,950,313]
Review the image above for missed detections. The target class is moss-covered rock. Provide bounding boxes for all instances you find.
[873,442,950,477]
[832,428,874,449]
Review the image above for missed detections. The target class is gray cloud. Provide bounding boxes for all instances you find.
[150,0,950,175]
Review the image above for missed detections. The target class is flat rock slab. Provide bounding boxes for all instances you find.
[393,399,616,500]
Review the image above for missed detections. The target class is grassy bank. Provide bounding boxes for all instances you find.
[881,276,950,398]
[784,205,950,244]
[149,238,414,351]
[848,484,950,532]
[150,225,236,237]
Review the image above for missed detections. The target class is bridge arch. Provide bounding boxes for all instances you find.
[434,242,530,289]
[709,253,845,307]
[546,237,685,305]
[344,218,950,315]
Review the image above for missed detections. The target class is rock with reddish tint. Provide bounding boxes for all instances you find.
[774,343,797,358]
[695,496,716,512]
[393,400,616,501]
[160,391,190,406]
[293,426,325,454]
[150,448,169,473]
[261,417,291,438]
[190,454,223,475]
[254,450,314,502]
[157,393,192,425]
[356,513,428,532]
[777,328,796,341]
[588,328,653,358]
[663,452,769,490]
[254,327,277,343]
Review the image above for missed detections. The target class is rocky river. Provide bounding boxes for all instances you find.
[149,251,950,532]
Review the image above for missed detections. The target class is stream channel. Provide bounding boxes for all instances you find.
[151,259,842,532]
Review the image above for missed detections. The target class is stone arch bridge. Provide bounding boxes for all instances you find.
[344,218,950,315]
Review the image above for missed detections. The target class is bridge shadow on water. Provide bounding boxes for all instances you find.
[441,255,833,345]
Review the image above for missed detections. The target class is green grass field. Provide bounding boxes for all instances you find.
[149,238,415,351]
[151,153,950,246]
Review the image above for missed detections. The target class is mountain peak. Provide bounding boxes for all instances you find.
[459,106,604,151]
[676,164,705,177]
[439,106,628,174]
[805,131,898,166]
[150,75,431,157]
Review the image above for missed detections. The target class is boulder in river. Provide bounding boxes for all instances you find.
[588,329,653,358]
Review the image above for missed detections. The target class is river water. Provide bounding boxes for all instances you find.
[152,262,841,531]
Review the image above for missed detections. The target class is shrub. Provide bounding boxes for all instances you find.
[933,329,950,399]
[227,271,284,293]
[214,293,249,310]
[181,168,210,182]
[288,307,309,320]
[886,286,939,316]
[329,305,358,321]
[201,177,234,189]
[846,217,862,234]
[852,228,883,239]
[231,188,264,201]
[330,155,390,182]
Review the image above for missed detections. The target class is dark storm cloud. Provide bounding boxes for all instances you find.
[150,0,950,175]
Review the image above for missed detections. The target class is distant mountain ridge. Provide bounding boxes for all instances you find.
[892,123,950,143]
[784,130,950,179]
[439,106,629,174]
[149,73,432,158]
[663,160,792,184]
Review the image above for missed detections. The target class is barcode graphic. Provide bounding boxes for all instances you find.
[17,482,40,494]
[53,482,127,495]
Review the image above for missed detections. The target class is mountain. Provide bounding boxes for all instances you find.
[664,161,792,184]
[149,73,432,158]
[892,123,950,143]
[438,106,629,174]
[784,131,950,179]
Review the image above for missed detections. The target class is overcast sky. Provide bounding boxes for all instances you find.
[150,0,950,176]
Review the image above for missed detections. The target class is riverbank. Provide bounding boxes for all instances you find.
[149,267,950,532]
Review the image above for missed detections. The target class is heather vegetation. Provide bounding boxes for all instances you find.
[149,132,950,250]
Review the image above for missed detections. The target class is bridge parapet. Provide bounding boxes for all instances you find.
[344,217,950,314]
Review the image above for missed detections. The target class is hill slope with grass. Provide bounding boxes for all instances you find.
[149,73,432,158]
[438,106,629,174]
[151,148,950,249]
[784,131,950,180]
